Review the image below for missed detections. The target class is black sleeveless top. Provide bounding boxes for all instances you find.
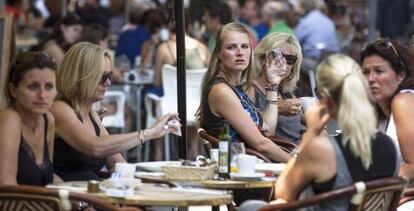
[53,113,105,181]
[17,114,54,186]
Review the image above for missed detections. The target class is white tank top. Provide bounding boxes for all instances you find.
[385,89,414,160]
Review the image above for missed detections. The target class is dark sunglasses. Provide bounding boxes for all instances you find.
[374,39,406,70]
[267,49,297,65]
[99,71,113,85]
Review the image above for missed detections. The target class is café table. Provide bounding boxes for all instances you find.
[137,174,277,206]
[47,181,232,211]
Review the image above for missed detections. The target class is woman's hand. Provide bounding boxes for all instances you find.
[278,98,302,116]
[304,102,330,135]
[145,113,180,140]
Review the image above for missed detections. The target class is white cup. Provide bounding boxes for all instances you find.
[114,163,136,178]
[236,154,257,176]
[300,97,317,113]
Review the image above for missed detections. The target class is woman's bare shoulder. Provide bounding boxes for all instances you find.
[0,108,20,122]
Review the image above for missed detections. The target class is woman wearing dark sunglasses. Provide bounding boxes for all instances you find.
[52,42,179,181]
[247,32,304,144]
[0,51,60,185]
[360,39,414,178]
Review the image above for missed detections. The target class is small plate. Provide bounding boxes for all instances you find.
[230,172,265,181]
[255,163,286,175]
[136,161,182,172]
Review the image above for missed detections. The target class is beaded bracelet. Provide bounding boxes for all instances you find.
[266,99,278,105]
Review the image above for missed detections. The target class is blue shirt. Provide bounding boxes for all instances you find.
[294,10,339,59]
[115,26,151,67]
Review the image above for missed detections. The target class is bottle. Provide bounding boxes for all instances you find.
[218,122,231,179]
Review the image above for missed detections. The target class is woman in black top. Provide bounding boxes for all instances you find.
[0,51,58,185]
[52,42,179,181]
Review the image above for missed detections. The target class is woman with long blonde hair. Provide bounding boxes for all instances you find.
[195,23,290,162]
[275,54,398,210]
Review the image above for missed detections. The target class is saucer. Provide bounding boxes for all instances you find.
[230,172,265,181]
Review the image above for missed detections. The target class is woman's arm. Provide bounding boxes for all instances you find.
[391,93,414,178]
[52,101,177,158]
[0,109,21,185]
[246,84,278,136]
[276,102,333,201]
[209,83,290,162]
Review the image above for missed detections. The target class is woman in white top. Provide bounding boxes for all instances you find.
[360,39,414,178]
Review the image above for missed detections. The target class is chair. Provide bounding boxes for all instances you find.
[398,182,414,210]
[0,185,140,211]
[144,64,207,160]
[102,91,127,131]
[253,177,408,211]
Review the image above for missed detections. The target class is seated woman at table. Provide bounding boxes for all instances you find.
[52,42,179,181]
[247,32,303,144]
[360,40,414,178]
[0,51,59,185]
[195,22,290,163]
[275,54,398,209]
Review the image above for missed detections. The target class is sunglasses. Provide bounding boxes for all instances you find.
[266,49,297,65]
[99,71,113,85]
[374,39,406,70]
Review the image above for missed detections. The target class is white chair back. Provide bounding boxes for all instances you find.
[161,64,206,125]
[102,91,126,129]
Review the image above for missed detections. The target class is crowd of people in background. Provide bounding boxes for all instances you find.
[2,1,414,209]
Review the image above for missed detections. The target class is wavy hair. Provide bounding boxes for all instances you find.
[57,42,113,120]
[195,22,253,128]
[317,54,377,169]
[253,32,302,94]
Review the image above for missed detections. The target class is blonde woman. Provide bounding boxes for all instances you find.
[52,42,178,181]
[195,22,290,163]
[275,54,398,210]
[247,32,303,143]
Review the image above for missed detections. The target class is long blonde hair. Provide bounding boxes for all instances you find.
[195,22,254,127]
[316,54,377,169]
[57,42,113,120]
[253,32,302,93]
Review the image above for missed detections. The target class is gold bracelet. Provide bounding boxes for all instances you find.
[138,130,146,145]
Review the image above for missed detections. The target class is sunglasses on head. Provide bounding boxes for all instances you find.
[373,39,406,70]
[267,49,297,65]
[99,71,113,85]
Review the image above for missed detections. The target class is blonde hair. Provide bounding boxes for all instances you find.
[196,22,253,127]
[253,32,302,93]
[316,54,377,169]
[57,42,113,119]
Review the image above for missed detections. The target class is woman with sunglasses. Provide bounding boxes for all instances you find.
[52,42,179,181]
[247,32,303,144]
[360,39,414,178]
[0,51,59,185]
[195,23,290,163]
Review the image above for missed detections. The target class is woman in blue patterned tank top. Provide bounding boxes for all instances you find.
[195,23,290,163]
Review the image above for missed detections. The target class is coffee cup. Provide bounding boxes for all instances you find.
[300,96,317,113]
[236,154,257,176]
[114,163,136,178]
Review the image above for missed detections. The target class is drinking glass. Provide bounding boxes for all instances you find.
[230,142,246,173]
